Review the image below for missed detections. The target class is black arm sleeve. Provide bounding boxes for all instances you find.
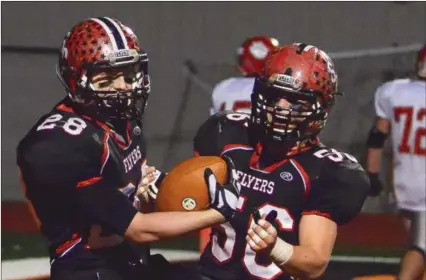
[303,160,370,225]
[17,133,137,236]
[75,180,138,235]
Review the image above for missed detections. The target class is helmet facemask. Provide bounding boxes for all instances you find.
[57,49,151,122]
[250,77,332,143]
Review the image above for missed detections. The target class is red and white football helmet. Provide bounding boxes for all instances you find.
[250,43,342,143]
[417,44,426,79]
[237,36,279,77]
[57,17,151,121]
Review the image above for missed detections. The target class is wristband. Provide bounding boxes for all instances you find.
[270,238,294,266]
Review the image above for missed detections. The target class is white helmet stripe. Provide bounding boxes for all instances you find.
[104,17,129,50]
[90,18,118,51]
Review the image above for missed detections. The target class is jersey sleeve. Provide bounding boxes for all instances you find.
[374,82,393,120]
[17,131,137,236]
[303,157,370,226]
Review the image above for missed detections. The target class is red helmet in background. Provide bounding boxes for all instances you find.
[250,43,342,143]
[237,36,280,77]
[57,17,151,122]
[416,44,426,79]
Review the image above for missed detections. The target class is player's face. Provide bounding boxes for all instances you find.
[265,98,311,132]
[91,70,133,92]
[87,66,144,121]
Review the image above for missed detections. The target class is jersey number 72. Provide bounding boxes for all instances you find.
[394,107,426,156]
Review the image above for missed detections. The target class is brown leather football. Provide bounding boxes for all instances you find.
[155,156,228,212]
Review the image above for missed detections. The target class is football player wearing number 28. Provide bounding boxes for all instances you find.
[194,44,371,280]
[16,17,239,280]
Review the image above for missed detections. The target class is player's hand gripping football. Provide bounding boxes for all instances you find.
[204,156,241,220]
[247,210,278,253]
[137,166,167,203]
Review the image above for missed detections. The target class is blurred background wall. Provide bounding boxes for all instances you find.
[2,1,425,202]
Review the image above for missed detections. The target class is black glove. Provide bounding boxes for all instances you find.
[252,209,278,225]
[368,172,383,197]
[204,156,240,220]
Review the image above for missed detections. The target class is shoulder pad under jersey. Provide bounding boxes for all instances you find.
[17,111,107,187]
[193,111,251,156]
[304,146,370,225]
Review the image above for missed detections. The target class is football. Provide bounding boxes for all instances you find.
[155,156,228,212]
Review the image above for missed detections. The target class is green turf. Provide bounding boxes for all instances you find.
[2,233,48,260]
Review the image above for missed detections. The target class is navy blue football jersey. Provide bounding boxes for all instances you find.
[17,99,148,268]
[194,112,370,280]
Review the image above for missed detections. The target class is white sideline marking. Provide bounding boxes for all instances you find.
[1,251,401,280]
[331,255,400,264]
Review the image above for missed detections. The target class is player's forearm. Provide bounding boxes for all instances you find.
[129,209,224,243]
[270,238,328,279]
[366,148,383,173]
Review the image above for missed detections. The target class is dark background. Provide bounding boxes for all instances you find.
[2,2,425,207]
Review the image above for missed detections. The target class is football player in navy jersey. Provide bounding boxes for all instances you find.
[194,44,370,280]
[17,17,238,280]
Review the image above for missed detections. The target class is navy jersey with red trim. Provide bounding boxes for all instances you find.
[194,112,370,280]
[16,100,148,267]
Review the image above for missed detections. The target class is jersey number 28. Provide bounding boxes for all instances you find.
[37,114,87,135]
